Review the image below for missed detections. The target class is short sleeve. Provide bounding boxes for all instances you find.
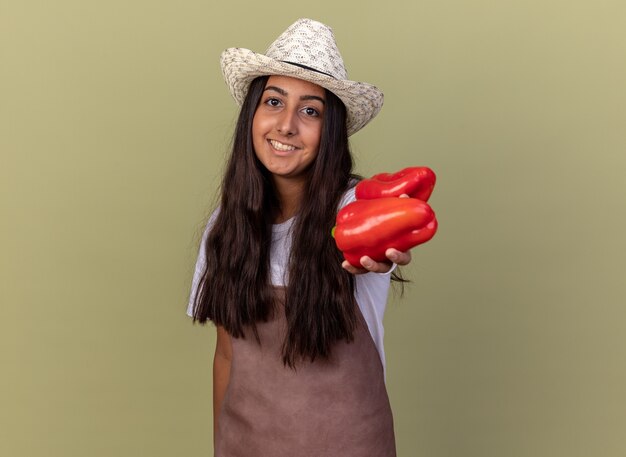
[338,185,357,209]
[186,209,219,317]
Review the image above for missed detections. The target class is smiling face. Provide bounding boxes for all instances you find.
[252,75,326,189]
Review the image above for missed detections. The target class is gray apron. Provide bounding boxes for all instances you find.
[215,287,396,457]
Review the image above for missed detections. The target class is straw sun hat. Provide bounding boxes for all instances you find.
[220,18,384,136]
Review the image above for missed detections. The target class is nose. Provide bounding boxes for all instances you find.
[276,108,297,137]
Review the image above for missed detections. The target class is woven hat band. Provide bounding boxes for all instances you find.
[281,61,336,79]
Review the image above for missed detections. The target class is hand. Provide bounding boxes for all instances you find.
[342,247,412,275]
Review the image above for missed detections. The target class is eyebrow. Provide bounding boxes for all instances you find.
[264,86,325,105]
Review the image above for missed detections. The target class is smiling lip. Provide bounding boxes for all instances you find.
[268,139,299,154]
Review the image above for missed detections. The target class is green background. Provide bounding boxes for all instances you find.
[2,0,625,456]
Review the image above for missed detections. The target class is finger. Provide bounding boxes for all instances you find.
[342,260,368,275]
[386,248,412,266]
[343,257,397,275]
[360,256,393,273]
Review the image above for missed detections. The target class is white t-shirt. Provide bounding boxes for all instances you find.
[186,187,393,375]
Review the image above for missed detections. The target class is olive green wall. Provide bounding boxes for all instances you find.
[2,0,625,456]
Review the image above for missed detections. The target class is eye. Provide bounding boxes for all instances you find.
[264,97,282,107]
[302,107,320,117]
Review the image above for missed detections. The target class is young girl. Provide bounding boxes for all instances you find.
[187,18,413,456]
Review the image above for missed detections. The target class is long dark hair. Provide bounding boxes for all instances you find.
[192,76,369,367]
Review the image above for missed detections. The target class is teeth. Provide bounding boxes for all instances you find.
[270,140,296,151]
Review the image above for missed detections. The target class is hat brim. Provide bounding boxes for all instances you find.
[220,47,384,136]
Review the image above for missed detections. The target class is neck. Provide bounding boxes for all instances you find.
[272,177,306,223]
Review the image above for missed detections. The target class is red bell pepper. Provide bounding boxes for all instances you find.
[355,166,436,201]
[333,198,438,267]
